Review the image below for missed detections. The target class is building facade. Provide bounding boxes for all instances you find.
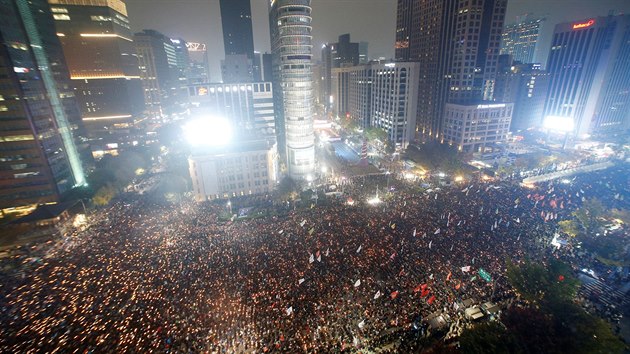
[443,103,513,153]
[332,62,420,149]
[405,0,508,140]
[187,82,275,139]
[134,29,180,122]
[221,54,254,83]
[220,0,255,84]
[0,0,86,218]
[270,0,315,179]
[494,62,550,132]
[170,37,190,86]
[189,140,278,201]
[49,0,145,157]
[500,17,546,65]
[544,15,630,136]
[220,0,254,61]
[394,0,413,61]
[321,34,361,114]
[359,42,369,64]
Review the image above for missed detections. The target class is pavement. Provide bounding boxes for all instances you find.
[332,141,361,164]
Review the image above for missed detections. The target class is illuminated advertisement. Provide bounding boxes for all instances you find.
[197,86,208,96]
[572,19,595,30]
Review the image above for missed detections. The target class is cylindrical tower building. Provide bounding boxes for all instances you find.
[269,0,315,180]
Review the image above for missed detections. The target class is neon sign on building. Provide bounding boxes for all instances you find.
[572,19,595,30]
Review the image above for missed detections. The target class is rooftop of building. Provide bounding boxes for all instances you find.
[190,138,276,157]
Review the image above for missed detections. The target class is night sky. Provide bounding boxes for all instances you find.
[125,0,630,80]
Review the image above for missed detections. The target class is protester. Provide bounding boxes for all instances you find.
[0,165,627,352]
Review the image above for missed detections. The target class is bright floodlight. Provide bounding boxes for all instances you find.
[544,116,574,133]
[184,117,232,146]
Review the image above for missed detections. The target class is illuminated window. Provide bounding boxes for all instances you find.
[51,7,68,13]
[90,15,111,21]
[53,14,71,21]
[0,105,8,111]
[0,135,35,142]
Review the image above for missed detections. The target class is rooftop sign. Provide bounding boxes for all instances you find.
[572,19,595,30]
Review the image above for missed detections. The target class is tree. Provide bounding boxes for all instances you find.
[459,322,518,354]
[300,189,314,202]
[502,306,558,354]
[506,259,579,305]
[580,233,630,266]
[504,259,626,354]
[276,177,299,201]
[547,301,626,354]
[93,184,117,206]
[573,198,605,233]
[156,173,189,197]
[558,220,580,237]
[611,208,630,225]
[365,127,388,144]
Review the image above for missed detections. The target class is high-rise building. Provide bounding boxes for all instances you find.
[253,51,262,82]
[221,54,254,83]
[134,29,180,122]
[220,0,255,84]
[332,62,420,149]
[321,43,332,112]
[322,34,360,114]
[270,0,315,180]
[220,0,254,61]
[0,0,86,218]
[495,62,550,132]
[405,0,508,140]
[544,15,630,136]
[501,17,546,65]
[186,82,275,139]
[261,53,273,82]
[359,42,369,64]
[312,63,323,106]
[331,34,360,68]
[49,0,145,157]
[394,0,413,61]
[170,38,191,86]
[186,41,210,84]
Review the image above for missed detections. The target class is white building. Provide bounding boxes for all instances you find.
[187,82,275,139]
[189,140,279,201]
[332,62,420,149]
[270,0,315,180]
[443,103,513,153]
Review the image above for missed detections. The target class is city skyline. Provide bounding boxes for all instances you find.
[125,0,630,80]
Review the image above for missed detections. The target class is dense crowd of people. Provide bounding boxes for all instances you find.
[0,164,628,353]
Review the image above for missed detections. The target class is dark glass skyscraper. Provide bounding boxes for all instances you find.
[322,34,360,114]
[544,15,630,136]
[220,0,254,61]
[394,0,413,61]
[49,0,144,157]
[0,0,86,218]
[495,62,550,132]
[404,0,508,139]
[501,17,545,65]
[134,29,180,122]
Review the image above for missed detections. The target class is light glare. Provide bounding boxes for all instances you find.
[184,117,232,146]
